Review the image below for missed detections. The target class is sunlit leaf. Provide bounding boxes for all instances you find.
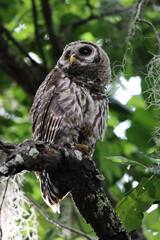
[105,156,148,168]
[116,176,160,232]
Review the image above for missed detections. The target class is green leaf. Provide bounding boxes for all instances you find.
[116,176,160,232]
[127,95,147,109]
[120,0,135,6]
[105,156,148,168]
[143,207,160,232]
[144,231,160,240]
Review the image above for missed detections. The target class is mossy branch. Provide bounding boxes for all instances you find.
[0,140,130,240]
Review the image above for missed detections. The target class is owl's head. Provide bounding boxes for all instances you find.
[57,40,111,89]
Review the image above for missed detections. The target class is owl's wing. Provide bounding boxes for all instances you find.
[40,94,64,143]
[30,69,64,143]
[30,70,68,212]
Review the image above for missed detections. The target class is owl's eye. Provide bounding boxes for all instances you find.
[64,51,71,59]
[79,47,92,56]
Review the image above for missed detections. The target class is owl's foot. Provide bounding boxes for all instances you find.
[74,143,89,153]
[56,142,90,154]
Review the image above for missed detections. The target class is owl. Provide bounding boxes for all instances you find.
[30,40,111,213]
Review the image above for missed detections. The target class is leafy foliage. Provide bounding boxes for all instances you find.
[116,176,160,232]
[0,0,160,239]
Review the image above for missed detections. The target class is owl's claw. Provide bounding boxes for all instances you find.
[74,143,89,153]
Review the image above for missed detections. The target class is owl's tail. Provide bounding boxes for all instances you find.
[38,170,68,213]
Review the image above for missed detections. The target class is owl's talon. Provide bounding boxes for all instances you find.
[74,144,89,152]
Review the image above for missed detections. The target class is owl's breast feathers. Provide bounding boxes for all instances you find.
[30,68,108,149]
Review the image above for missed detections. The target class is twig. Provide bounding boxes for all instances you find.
[0,178,10,212]
[0,177,10,240]
[0,34,46,96]
[24,194,96,240]
[137,18,160,48]
[120,0,145,74]
[31,0,47,68]
[0,24,37,65]
[72,204,86,232]
[40,0,62,62]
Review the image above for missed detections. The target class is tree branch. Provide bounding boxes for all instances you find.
[0,176,10,239]
[0,33,46,96]
[0,139,130,240]
[31,0,48,68]
[40,0,62,62]
[0,23,37,65]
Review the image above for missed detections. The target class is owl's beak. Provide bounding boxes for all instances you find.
[70,54,77,64]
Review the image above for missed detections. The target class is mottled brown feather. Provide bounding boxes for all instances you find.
[30,40,110,212]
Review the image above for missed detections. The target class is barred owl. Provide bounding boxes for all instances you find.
[30,40,110,213]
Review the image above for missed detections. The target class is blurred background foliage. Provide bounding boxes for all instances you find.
[0,0,160,239]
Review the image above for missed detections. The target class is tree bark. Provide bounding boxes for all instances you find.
[0,140,130,240]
